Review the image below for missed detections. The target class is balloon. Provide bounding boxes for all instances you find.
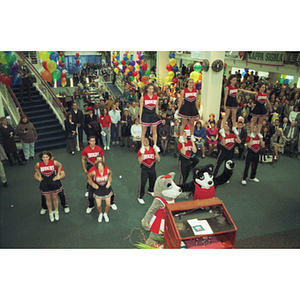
[138,82,144,88]
[61,72,66,78]
[140,54,145,60]
[47,60,57,73]
[61,77,66,84]
[0,74,11,86]
[244,68,249,72]
[168,71,174,78]
[172,65,178,73]
[125,60,130,65]
[50,52,59,63]
[142,75,148,84]
[62,69,67,74]
[283,79,289,85]
[0,52,7,64]
[139,69,145,77]
[78,56,81,60]
[41,70,52,82]
[59,52,63,57]
[115,55,120,61]
[195,82,201,90]
[76,59,79,64]
[130,60,135,66]
[0,64,12,76]
[128,65,133,72]
[136,59,141,65]
[279,78,284,84]
[135,65,140,70]
[11,73,22,86]
[166,64,173,72]
[130,76,135,82]
[128,71,132,76]
[39,51,50,61]
[132,71,138,77]
[62,81,67,87]
[169,58,176,67]
[190,71,199,82]
[114,61,118,67]
[165,76,172,83]
[145,70,151,76]
[224,63,228,69]
[52,69,61,81]
[172,78,178,84]
[125,51,129,54]
[141,62,148,71]
[76,53,79,57]
[61,63,65,67]
[10,62,19,75]
[193,63,202,73]
[281,74,287,79]
[198,73,202,81]
[5,52,16,66]
[169,52,175,59]
[121,60,125,65]
[58,66,63,72]
[114,68,119,74]
[137,51,142,56]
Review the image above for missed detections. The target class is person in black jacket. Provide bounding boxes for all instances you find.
[64,112,77,154]
[70,102,84,150]
[84,107,100,144]
[235,121,247,160]
[17,60,32,103]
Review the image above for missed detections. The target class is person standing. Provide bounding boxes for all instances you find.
[0,117,24,166]
[109,104,121,145]
[177,130,198,184]
[34,151,63,222]
[158,118,170,156]
[73,87,84,111]
[64,112,77,155]
[17,60,32,103]
[241,125,264,185]
[87,160,113,222]
[170,119,180,158]
[177,78,200,143]
[0,160,8,187]
[137,137,160,205]
[235,121,247,160]
[213,122,241,177]
[99,108,112,150]
[70,102,84,150]
[16,115,37,162]
[140,83,161,153]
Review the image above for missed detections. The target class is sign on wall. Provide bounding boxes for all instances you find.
[225,51,245,60]
[191,51,204,60]
[247,51,286,66]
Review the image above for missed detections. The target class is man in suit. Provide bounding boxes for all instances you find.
[70,102,84,150]
[282,117,289,132]
[17,60,32,103]
[283,121,299,158]
[270,119,281,136]
[170,119,180,158]
[235,121,247,160]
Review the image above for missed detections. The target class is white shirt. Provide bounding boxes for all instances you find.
[131,124,142,141]
[109,109,121,124]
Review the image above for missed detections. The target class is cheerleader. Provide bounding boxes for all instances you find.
[87,160,112,223]
[239,83,272,137]
[139,83,161,153]
[221,75,239,136]
[34,151,63,222]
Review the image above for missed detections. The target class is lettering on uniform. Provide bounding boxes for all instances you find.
[185,92,197,98]
[185,146,192,151]
[225,138,235,144]
[87,152,100,158]
[144,154,155,160]
[96,175,108,184]
[145,100,156,105]
[40,166,55,172]
[252,140,260,145]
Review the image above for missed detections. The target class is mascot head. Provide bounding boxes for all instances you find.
[193,164,214,190]
[154,172,182,202]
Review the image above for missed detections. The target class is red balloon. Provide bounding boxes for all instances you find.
[114,61,118,67]
[61,72,66,78]
[42,61,48,70]
[59,52,63,57]
[132,71,138,77]
[172,78,178,84]
[0,74,11,86]
[166,64,173,72]
[121,60,125,65]
[61,63,65,67]
[76,53,79,57]
[141,62,148,71]
[76,59,79,64]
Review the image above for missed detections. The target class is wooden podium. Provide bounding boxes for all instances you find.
[163,197,237,249]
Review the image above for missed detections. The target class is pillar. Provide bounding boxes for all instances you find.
[156,51,170,82]
[201,51,225,121]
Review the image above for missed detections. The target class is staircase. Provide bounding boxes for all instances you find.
[11,85,66,152]
[106,82,124,99]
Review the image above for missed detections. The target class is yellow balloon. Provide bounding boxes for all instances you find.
[138,82,144,88]
[125,69,129,75]
[169,58,176,67]
[127,54,131,59]
[168,71,174,78]
[165,76,172,83]
[114,51,117,55]
[136,65,140,70]
[198,73,202,81]
[190,71,199,82]
[47,60,57,73]
[62,81,67,87]
[114,68,119,74]
[281,74,287,79]
[39,51,50,61]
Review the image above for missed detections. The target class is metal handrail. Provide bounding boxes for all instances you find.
[6,86,24,116]
[15,51,67,120]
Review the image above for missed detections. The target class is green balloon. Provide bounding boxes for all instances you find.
[193,63,202,73]
[5,52,16,66]
[280,78,284,84]
[0,64,11,76]
[78,56,81,60]
[130,76,134,81]
[125,60,130,65]
[52,69,61,82]
[145,70,150,76]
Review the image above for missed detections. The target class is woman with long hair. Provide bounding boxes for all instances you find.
[64,112,77,155]
[177,77,200,143]
[16,115,37,162]
[99,107,112,150]
[239,83,273,137]
[139,82,161,153]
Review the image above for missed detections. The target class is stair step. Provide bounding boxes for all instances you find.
[36,134,66,143]
[38,129,65,138]
[29,113,57,122]
[22,103,50,111]
[23,108,53,116]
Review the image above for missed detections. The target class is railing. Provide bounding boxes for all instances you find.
[15,51,67,127]
[98,75,117,101]
[0,82,22,126]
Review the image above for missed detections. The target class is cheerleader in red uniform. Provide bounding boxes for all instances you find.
[239,83,272,137]
[178,78,200,143]
[34,151,63,222]
[87,160,112,223]
[221,75,239,137]
[139,83,161,153]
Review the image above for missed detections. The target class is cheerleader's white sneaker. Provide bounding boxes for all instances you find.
[250,178,260,183]
[49,212,54,222]
[54,210,59,221]
[98,213,103,222]
[103,213,109,222]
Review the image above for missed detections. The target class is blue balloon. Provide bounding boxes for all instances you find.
[11,73,22,86]
[10,61,19,75]
[283,79,289,85]
[128,71,132,76]
[58,67,63,72]
[130,60,135,66]
[169,52,175,59]
[124,56,127,61]
[115,55,120,61]
[139,69,145,76]
[172,66,178,72]
[140,54,145,60]
[50,51,59,63]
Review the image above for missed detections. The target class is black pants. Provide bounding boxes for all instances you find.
[138,165,156,199]
[236,142,245,158]
[213,147,234,177]
[77,125,83,144]
[179,154,199,184]
[19,78,31,101]
[242,149,259,180]
[41,189,68,209]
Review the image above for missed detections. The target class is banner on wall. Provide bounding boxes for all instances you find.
[225,51,245,60]
[191,51,204,60]
[247,51,286,66]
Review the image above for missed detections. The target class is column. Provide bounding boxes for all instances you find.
[201,51,225,121]
[156,51,170,81]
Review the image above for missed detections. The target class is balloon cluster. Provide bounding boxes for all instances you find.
[280,74,289,85]
[112,51,150,88]
[241,68,250,78]
[0,51,22,86]
[39,51,67,87]
[74,52,81,68]
[224,63,228,75]
[165,52,179,84]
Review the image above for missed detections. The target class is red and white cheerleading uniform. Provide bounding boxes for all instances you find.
[82,145,104,169]
[91,166,113,200]
[251,91,268,117]
[140,94,161,126]
[178,88,199,119]
[149,197,175,234]
[177,140,194,184]
[225,84,239,109]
